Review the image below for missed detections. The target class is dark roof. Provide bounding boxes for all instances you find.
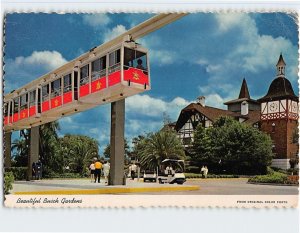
[235,110,261,125]
[175,103,261,131]
[224,78,258,105]
[258,77,298,102]
[175,103,237,131]
[276,53,286,66]
[239,78,250,99]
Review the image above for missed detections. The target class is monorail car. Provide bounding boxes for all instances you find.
[4,42,150,132]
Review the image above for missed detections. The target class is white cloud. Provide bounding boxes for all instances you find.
[14,51,67,71]
[205,94,226,109]
[126,94,167,117]
[82,14,111,28]
[103,25,127,42]
[126,94,191,122]
[5,51,68,93]
[151,50,176,65]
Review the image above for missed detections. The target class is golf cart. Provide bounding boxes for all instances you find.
[143,170,157,182]
[157,159,186,185]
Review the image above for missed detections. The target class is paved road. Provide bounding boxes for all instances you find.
[135,178,298,195]
[11,178,298,195]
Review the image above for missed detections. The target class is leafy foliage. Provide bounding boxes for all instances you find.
[5,167,27,180]
[4,172,14,194]
[248,172,288,184]
[60,134,99,176]
[103,139,131,164]
[191,116,273,175]
[136,128,186,170]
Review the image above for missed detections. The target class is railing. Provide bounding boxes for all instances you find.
[63,84,72,93]
[92,69,106,81]
[80,76,89,85]
[50,89,61,98]
[108,63,120,74]
[42,94,49,101]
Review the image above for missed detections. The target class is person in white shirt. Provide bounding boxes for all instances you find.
[103,161,110,184]
[165,165,174,176]
[89,161,95,183]
[129,163,137,180]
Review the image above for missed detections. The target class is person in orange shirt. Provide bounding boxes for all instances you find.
[94,159,103,183]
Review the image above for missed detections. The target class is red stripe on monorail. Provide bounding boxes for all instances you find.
[91,77,106,93]
[29,106,36,117]
[51,96,62,109]
[63,92,72,104]
[42,101,50,112]
[13,113,19,122]
[19,109,29,120]
[4,116,8,125]
[80,84,89,97]
[124,68,149,85]
[108,71,121,87]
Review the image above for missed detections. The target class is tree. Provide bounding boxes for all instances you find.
[191,116,273,175]
[137,128,185,170]
[11,129,30,166]
[39,121,62,175]
[60,134,99,175]
[103,139,130,162]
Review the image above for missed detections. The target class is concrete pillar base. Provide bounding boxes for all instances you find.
[27,126,40,181]
[109,99,125,185]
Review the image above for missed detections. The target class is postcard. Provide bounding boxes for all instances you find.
[2,10,299,208]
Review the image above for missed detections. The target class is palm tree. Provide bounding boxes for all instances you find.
[11,129,30,166]
[39,121,62,174]
[61,135,99,175]
[137,129,185,170]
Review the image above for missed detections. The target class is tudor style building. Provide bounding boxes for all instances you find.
[174,54,298,169]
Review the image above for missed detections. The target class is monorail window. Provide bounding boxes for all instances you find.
[92,56,106,81]
[51,79,61,97]
[20,93,28,110]
[4,102,8,117]
[13,98,19,113]
[109,49,120,74]
[124,47,147,70]
[29,90,36,107]
[80,64,89,86]
[63,73,72,93]
[42,85,49,102]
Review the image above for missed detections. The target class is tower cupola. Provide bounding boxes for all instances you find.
[276,53,286,76]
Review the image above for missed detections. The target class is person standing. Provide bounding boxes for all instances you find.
[201,166,205,179]
[94,159,103,183]
[103,161,110,184]
[129,163,137,180]
[35,160,42,180]
[89,161,95,183]
[204,166,208,179]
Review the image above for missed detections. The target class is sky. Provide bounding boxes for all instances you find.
[4,13,299,154]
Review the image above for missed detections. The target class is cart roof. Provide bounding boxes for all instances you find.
[161,159,184,163]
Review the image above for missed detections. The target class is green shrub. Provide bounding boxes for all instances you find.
[4,172,14,194]
[248,172,288,184]
[5,167,27,180]
[287,168,299,175]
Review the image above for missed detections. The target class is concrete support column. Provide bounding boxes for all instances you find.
[109,99,125,185]
[4,132,12,168]
[27,126,40,180]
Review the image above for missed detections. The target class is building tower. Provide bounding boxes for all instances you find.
[258,54,299,169]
